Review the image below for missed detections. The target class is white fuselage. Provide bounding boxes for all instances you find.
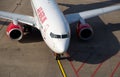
[31,0,70,53]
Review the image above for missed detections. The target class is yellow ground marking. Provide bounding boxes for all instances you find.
[57,60,67,77]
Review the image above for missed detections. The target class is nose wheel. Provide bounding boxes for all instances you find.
[53,53,70,60]
[56,54,62,60]
[53,53,63,60]
[53,53,62,60]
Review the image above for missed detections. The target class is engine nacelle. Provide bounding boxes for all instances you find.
[76,22,94,40]
[6,22,23,40]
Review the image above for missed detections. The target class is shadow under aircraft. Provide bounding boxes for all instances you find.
[58,0,120,64]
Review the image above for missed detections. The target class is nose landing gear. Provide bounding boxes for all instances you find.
[54,53,70,60]
[56,54,62,60]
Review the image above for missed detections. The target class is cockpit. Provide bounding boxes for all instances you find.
[50,32,69,39]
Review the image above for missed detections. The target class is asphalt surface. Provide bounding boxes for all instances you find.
[0,0,120,77]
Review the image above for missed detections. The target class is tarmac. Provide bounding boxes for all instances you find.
[0,0,120,77]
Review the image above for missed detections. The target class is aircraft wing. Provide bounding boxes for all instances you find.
[0,11,35,26]
[65,4,120,24]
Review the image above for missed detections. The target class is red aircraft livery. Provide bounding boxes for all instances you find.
[37,7,47,24]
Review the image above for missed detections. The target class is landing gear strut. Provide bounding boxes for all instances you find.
[56,54,62,60]
[53,53,63,60]
[54,53,70,60]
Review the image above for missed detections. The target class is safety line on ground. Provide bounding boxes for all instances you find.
[110,62,120,77]
[66,53,80,77]
[69,60,80,77]
[76,62,86,73]
[90,63,103,77]
[57,60,67,77]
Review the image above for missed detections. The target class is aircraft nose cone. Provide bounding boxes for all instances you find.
[57,45,67,53]
[56,39,70,54]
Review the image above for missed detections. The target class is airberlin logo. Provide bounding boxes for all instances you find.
[37,7,47,24]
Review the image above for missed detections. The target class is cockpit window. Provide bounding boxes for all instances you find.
[62,34,68,38]
[50,32,61,38]
[50,32,69,39]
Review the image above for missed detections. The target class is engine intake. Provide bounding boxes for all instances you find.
[6,22,23,40]
[77,22,94,40]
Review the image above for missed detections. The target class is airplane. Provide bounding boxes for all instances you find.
[0,0,120,59]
